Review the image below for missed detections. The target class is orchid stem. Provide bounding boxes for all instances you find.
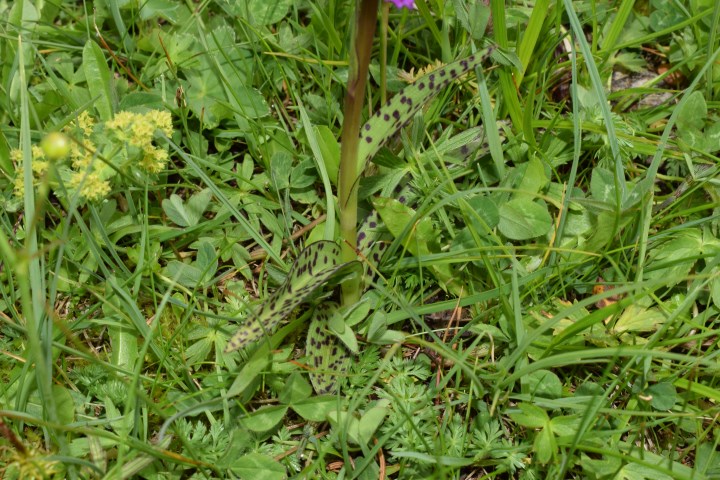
[339,0,379,307]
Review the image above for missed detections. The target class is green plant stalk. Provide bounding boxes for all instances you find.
[338,0,378,307]
[17,35,62,447]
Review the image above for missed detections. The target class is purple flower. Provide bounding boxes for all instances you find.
[386,0,415,9]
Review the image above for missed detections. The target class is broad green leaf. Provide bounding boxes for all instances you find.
[226,344,272,397]
[225,241,361,352]
[705,122,720,152]
[138,0,182,22]
[162,261,205,287]
[51,384,76,426]
[307,302,351,394]
[187,188,213,221]
[695,443,720,474]
[548,415,581,437]
[182,70,232,130]
[230,453,286,480]
[374,196,458,291]
[522,369,562,399]
[68,435,118,458]
[581,453,622,478]
[195,240,218,279]
[233,86,270,119]
[615,461,673,480]
[358,49,494,171]
[534,421,555,465]
[498,199,552,240]
[712,276,720,310]
[239,0,292,25]
[279,373,312,405]
[508,403,548,428]
[514,157,548,201]
[357,400,391,444]
[612,305,665,334]
[328,314,359,354]
[342,298,371,327]
[162,189,211,227]
[373,197,434,257]
[468,195,499,229]
[290,395,338,422]
[590,167,617,204]
[644,229,702,287]
[676,90,706,133]
[327,400,390,445]
[645,382,677,411]
[239,405,289,432]
[82,40,113,121]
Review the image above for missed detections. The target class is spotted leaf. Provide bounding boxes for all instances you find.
[306,302,350,394]
[224,241,360,353]
[357,47,494,172]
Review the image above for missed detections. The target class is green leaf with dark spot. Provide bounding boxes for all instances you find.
[358,49,494,170]
[306,302,351,394]
[225,241,360,353]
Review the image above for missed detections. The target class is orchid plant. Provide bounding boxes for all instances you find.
[225,0,496,394]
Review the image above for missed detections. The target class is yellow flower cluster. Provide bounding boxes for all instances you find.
[68,169,111,201]
[13,109,173,202]
[11,145,51,197]
[105,109,173,173]
[74,110,95,136]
